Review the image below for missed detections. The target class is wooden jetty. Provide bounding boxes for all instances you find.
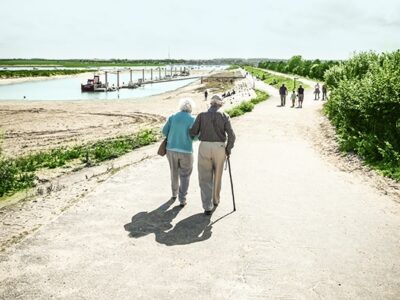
[82,66,246,92]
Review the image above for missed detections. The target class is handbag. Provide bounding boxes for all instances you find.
[157,138,167,156]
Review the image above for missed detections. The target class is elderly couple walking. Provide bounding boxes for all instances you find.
[162,95,236,215]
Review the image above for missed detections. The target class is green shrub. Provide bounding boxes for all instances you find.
[239,101,255,113]
[251,90,269,104]
[0,159,36,197]
[324,50,400,180]
[225,107,244,118]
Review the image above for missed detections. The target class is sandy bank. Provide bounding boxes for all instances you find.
[0,72,94,86]
[0,70,253,157]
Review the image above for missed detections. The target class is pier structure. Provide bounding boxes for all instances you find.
[87,66,244,92]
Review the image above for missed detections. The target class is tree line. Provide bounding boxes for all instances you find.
[258,55,339,81]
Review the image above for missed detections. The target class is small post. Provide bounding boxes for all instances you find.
[130,69,133,82]
[105,71,108,88]
[151,69,153,81]
[159,68,161,80]
[170,66,173,76]
[142,69,145,82]
[117,71,120,89]
[164,68,167,77]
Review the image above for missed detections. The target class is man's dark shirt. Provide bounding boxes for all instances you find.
[190,106,236,153]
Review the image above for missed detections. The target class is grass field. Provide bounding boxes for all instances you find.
[244,66,309,90]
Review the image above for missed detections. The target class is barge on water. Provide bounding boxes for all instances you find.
[81,75,115,92]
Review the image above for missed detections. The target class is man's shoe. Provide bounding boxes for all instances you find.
[179,202,186,207]
[204,210,213,215]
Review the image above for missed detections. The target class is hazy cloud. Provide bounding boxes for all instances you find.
[0,0,399,59]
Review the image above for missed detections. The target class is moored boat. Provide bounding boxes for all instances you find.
[81,75,109,92]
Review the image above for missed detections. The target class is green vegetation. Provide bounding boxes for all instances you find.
[0,129,160,197]
[244,66,309,90]
[324,51,400,180]
[226,90,269,118]
[0,59,171,68]
[250,90,270,105]
[227,65,240,70]
[258,55,339,81]
[0,69,89,79]
[0,131,3,156]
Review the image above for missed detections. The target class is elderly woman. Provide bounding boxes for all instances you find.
[162,98,196,207]
[190,95,236,215]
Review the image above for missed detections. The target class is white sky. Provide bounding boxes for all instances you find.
[1,0,399,60]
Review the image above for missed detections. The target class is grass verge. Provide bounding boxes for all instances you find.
[225,90,269,118]
[244,66,309,90]
[0,128,160,198]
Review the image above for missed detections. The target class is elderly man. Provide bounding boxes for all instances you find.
[190,95,236,215]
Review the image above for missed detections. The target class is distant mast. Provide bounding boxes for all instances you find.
[168,47,171,74]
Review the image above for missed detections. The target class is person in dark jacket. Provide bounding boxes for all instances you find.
[279,84,288,106]
[297,85,305,108]
[322,84,328,100]
[190,95,236,215]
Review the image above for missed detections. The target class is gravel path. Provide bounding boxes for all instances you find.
[1,76,399,299]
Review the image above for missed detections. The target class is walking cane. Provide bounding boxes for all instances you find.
[227,156,236,211]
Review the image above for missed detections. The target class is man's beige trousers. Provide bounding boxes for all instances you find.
[198,141,226,211]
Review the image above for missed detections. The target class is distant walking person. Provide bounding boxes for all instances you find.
[190,95,236,215]
[322,84,328,100]
[297,85,305,108]
[279,84,288,106]
[314,83,320,100]
[204,90,208,101]
[290,90,297,108]
[162,99,196,207]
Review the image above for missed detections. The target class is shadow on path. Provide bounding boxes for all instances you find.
[156,213,212,246]
[123,198,182,239]
[124,198,213,246]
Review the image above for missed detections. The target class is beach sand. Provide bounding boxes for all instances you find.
[0,70,253,157]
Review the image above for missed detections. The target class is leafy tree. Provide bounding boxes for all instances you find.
[287,55,303,72]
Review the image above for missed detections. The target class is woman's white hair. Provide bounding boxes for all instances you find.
[179,98,195,112]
